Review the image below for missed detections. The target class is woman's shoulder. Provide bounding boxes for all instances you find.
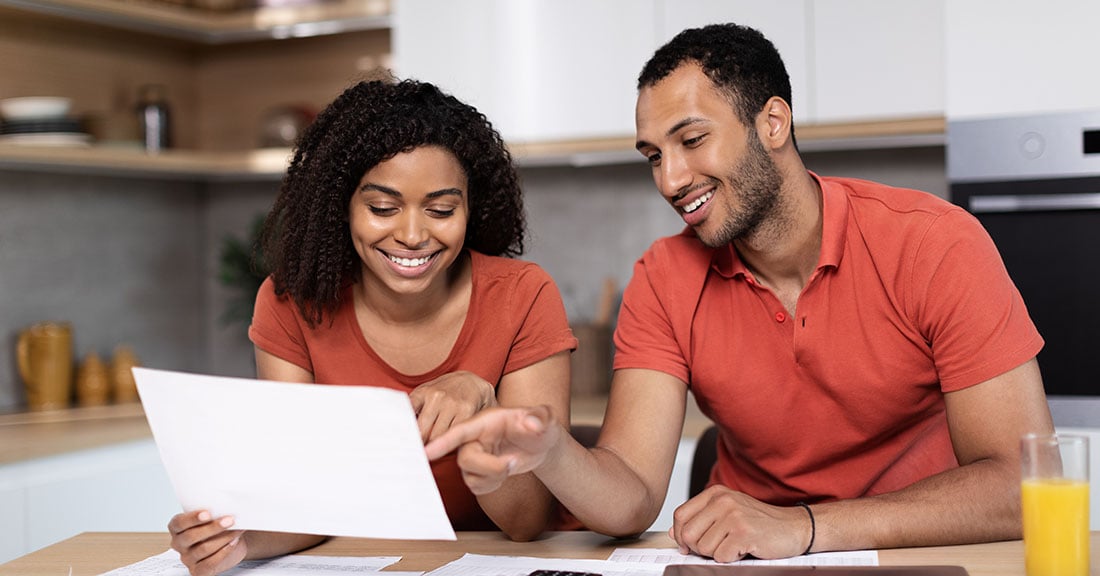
[470,250,552,282]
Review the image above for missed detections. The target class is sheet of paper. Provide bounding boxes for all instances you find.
[607,548,878,566]
[98,550,402,576]
[424,553,664,576]
[134,366,456,540]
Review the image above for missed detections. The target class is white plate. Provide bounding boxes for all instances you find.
[0,132,92,146]
[0,97,72,121]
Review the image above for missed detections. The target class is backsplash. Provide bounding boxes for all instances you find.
[0,146,946,412]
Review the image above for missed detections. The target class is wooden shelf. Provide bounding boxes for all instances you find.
[0,116,946,180]
[0,0,390,43]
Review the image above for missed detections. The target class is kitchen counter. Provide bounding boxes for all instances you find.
[0,394,713,467]
[0,402,151,466]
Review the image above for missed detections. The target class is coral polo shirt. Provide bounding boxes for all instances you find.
[613,174,1043,504]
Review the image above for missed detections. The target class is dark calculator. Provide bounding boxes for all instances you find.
[528,571,603,576]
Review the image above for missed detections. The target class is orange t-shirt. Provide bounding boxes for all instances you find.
[614,174,1044,505]
[249,250,577,530]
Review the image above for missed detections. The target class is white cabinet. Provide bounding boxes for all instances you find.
[393,0,657,143]
[945,0,1100,120]
[657,1,811,126]
[812,0,944,123]
[0,439,179,564]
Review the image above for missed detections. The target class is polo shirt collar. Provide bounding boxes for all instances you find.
[712,170,848,278]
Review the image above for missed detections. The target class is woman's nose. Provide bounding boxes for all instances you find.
[394,212,429,248]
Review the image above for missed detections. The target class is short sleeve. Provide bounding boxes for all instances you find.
[908,208,1044,391]
[248,277,314,372]
[613,253,691,383]
[501,264,578,375]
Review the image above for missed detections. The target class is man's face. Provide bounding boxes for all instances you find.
[635,63,782,248]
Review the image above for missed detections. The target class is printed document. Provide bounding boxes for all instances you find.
[134,367,455,540]
[98,550,402,576]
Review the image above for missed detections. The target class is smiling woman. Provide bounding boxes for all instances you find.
[163,77,579,576]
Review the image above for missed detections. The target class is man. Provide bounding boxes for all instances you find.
[426,23,1053,560]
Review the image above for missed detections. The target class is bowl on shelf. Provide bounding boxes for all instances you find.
[0,97,73,121]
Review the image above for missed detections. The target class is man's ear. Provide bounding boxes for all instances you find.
[757,96,793,149]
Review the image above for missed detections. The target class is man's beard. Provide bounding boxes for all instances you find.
[699,132,783,248]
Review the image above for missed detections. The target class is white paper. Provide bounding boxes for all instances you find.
[607,548,878,566]
[134,367,456,540]
[424,553,665,576]
[98,550,402,576]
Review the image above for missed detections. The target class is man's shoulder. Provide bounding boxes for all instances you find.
[822,175,958,217]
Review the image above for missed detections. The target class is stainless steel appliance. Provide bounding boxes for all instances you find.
[949,110,1100,397]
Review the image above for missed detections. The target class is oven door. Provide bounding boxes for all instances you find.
[952,176,1100,397]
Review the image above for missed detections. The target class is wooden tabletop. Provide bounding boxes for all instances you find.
[3,531,1097,576]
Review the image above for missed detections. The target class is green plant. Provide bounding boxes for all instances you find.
[218,213,269,328]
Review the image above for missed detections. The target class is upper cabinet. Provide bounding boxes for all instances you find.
[393,0,656,144]
[395,0,943,149]
[945,0,1100,120]
[812,0,944,123]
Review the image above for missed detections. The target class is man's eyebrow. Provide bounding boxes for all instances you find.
[635,117,709,151]
[358,184,464,199]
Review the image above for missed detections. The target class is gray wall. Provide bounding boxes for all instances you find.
[0,146,946,411]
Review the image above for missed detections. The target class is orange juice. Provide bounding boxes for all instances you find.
[1021,478,1090,576]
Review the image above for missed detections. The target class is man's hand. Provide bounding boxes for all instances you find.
[424,406,561,494]
[670,486,812,562]
[409,371,496,443]
[168,510,246,576]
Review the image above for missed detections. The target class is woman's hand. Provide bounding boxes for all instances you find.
[424,405,561,494]
[168,510,246,576]
[409,371,496,442]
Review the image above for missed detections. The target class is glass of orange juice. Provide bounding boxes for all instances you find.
[1021,433,1090,576]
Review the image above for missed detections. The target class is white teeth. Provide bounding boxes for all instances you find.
[389,255,431,267]
[683,191,713,214]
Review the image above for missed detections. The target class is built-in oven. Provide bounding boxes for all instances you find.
[948,110,1100,398]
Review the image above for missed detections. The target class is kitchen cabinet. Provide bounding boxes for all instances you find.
[0,439,179,564]
[393,0,656,144]
[395,0,943,155]
[945,0,1100,119]
[812,0,944,123]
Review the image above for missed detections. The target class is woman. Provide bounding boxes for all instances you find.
[167,78,576,576]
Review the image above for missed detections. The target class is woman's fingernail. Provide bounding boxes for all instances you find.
[197,511,211,522]
[219,516,235,528]
[229,535,241,547]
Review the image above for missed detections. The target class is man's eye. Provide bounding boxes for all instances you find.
[684,135,705,147]
[646,152,662,166]
[368,206,397,216]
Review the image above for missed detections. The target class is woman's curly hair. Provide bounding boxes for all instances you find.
[259,78,526,327]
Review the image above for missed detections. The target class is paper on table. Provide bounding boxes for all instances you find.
[97,550,403,576]
[607,548,878,566]
[134,367,456,540]
[424,553,665,576]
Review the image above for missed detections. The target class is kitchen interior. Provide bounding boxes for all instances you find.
[1,0,1098,565]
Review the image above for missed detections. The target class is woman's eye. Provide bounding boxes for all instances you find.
[368,206,397,216]
[428,207,457,218]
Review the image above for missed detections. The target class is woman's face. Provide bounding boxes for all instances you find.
[349,145,469,296]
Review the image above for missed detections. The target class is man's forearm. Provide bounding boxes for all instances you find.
[812,458,1019,552]
[534,432,666,537]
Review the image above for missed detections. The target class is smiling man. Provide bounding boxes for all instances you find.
[427,23,1053,561]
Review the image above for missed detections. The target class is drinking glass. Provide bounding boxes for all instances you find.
[1021,433,1090,576]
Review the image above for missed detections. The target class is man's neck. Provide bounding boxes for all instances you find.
[734,169,823,294]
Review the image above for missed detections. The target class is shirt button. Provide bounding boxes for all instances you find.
[775,311,787,323]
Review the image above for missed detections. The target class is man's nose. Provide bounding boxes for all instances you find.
[658,151,692,201]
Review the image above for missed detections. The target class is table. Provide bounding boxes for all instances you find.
[2,531,1097,576]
